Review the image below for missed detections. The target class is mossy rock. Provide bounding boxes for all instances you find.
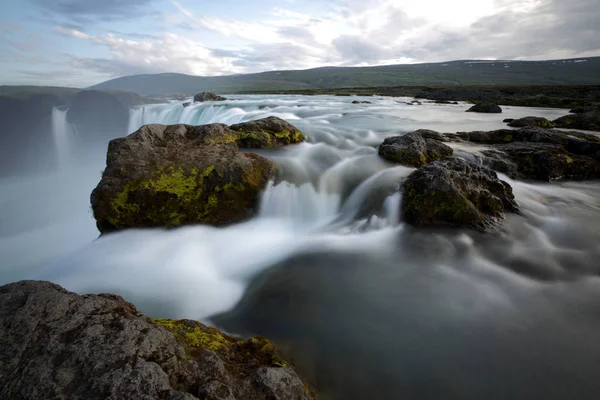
[482,142,600,181]
[553,111,600,131]
[230,116,306,148]
[507,116,554,129]
[378,131,453,167]
[91,123,277,233]
[402,157,519,231]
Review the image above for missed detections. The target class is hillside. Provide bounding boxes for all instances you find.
[89,57,600,96]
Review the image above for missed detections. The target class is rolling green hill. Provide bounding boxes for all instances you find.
[90,57,600,96]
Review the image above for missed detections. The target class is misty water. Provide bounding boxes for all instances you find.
[2,95,600,399]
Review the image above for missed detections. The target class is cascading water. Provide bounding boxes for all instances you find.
[4,95,600,399]
[51,107,76,169]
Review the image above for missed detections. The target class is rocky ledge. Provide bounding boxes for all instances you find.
[91,117,305,234]
[0,280,314,400]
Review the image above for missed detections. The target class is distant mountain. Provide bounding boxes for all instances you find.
[89,57,600,96]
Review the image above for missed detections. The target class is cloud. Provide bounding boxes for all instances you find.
[29,0,159,21]
[66,32,245,77]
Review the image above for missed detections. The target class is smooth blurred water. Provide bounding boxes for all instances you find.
[1,95,600,399]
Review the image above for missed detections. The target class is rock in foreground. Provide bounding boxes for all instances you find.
[0,280,313,400]
[194,92,227,102]
[402,157,519,231]
[378,131,453,167]
[466,102,502,113]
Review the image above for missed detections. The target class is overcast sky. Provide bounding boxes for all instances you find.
[1,0,599,87]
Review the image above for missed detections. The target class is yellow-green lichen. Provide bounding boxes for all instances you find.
[153,319,231,352]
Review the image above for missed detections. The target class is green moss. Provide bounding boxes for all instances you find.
[539,119,553,128]
[503,135,513,142]
[153,319,231,352]
[106,164,217,228]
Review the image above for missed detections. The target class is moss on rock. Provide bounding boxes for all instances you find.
[402,157,519,231]
[91,122,280,233]
[153,319,291,369]
[230,116,306,148]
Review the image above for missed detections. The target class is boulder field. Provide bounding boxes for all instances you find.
[0,280,314,400]
[376,124,600,231]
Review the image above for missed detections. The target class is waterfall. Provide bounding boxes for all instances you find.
[52,107,76,169]
[127,103,250,133]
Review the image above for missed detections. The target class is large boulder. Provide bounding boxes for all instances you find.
[553,110,600,131]
[402,157,519,231]
[0,280,313,400]
[466,102,502,113]
[230,116,306,148]
[378,131,453,167]
[194,92,227,102]
[507,116,554,129]
[91,117,305,233]
[91,123,276,233]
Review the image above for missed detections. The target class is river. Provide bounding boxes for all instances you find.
[1,95,600,399]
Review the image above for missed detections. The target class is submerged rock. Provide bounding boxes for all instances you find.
[553,110,600,131]
[194,92,227,102]
[402,157,519,231]
[507,116,554,129]
[0,280,313,400]
[466,102,502,113]
[378,131,453,167]
[230,116,306,148]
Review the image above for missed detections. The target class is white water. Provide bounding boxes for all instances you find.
[51,107,77,168]
[2,95,598,325]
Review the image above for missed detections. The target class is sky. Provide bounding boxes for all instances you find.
[1,0,599,87]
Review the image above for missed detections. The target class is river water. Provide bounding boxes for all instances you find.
[1,95,600,399]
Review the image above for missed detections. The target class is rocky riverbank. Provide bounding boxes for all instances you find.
[0,280,314,400]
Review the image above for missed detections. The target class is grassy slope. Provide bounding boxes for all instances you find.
[89,57,600,96]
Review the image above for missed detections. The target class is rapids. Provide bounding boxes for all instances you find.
[2,95,600,399]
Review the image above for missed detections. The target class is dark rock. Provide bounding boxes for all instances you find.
[507,116,554,129]
[553,110,600,131]
[402,157,519,231]
[378,131,453,166]
[193,92,227,102]
[352,100,372,104]
[503,118,515,123]
[481,142,600,181]
[435,100,452,104]
[91,122,274,233]
[569,106,598,114]
[230,116,306,148]
[466,102,503,113]
[0,280,313,400]
[406,100,422,105]
[413,128,447,141]
[182,102,192,107]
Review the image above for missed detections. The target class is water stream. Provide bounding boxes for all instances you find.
[2,95,600,399]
